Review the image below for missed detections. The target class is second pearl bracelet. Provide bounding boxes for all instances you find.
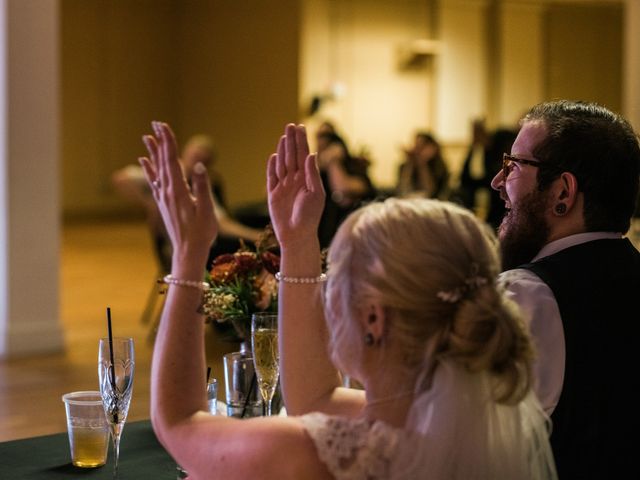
[162,274,210,291]
[275,272,327,284]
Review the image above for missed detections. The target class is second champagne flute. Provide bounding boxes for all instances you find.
[251,313,279,416]
[98,337,135,478]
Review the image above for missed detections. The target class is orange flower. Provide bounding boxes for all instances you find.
[201,225,280,329]
[209,257,239,283]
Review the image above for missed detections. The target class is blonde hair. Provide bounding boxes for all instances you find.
[325,198,533,404]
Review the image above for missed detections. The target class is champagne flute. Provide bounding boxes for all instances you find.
[251,313,279,416]
[98,337,135,478]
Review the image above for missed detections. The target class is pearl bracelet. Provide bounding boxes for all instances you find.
[162,274,210,291]
[275,272,327,284]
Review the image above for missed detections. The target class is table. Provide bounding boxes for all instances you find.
[0,420,179,479]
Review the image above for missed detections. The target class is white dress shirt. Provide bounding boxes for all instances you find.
[498,232,622,414]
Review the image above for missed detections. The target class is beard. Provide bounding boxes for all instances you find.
[498,189,551,271]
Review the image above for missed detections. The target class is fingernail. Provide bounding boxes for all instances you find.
[193,162,206,175]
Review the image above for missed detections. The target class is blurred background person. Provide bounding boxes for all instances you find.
[452,118,490,219]
[112,133,262,272]
[395,131,450,200]
[315,122,377,249]
[453,119,517,229]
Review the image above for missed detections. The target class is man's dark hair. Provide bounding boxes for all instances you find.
[525,100,640,233]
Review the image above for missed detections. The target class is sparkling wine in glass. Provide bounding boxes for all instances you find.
[98,337,135,478]
[251,313,279,416]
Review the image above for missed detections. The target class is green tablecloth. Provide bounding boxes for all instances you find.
[0,420,178,479]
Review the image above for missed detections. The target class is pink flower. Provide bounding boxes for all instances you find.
[254,269,277,310]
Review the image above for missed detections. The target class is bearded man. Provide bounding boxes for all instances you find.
[492,100,640,479]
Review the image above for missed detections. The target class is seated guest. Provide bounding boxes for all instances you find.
[140,122,556,479]
[315,122,377,249]
[113,133,261,271]
[396,131,450,200]
[491,100,640,479]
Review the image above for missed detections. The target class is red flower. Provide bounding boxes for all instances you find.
[260,251,280,275]
[209,251,263,283]
[233,251,261,275]
[201,225,280,329]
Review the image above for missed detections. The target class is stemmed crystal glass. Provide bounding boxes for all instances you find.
[98,337,135,478]
[251,313,279,416]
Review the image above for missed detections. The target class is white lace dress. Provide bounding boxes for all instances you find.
[299,413,403,480]
[298,361,557,480]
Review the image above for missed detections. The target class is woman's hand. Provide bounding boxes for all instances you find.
[138,121,218,272]
[267,124,325,249]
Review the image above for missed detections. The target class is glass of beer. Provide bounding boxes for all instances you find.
[61,391,109,468]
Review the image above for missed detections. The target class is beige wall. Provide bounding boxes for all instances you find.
[174,1,300,208]
[301,0,625,189]
[624,0,640,131]
[61,0,625,216]
[1,0,62,358]
[496,1,545,129]
[301,0,436,190]
[544,2,622,113]
[61,0,299,217]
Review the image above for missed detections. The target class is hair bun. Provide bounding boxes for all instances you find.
[444,286,533,403]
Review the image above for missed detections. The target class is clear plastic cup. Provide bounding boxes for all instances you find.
[61,391,109,468]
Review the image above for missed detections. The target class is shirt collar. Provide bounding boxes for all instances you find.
[532,232,622,262]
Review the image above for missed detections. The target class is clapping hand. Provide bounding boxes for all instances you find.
[267,124,325,249]
[138,121,218,270]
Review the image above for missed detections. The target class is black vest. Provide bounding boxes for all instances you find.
[521,238,640,479]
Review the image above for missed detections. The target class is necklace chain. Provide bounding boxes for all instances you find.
[366,390,414,407]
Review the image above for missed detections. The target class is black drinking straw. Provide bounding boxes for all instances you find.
[240,373,257,418]
[206,366,211,384]
[106,307,117,390]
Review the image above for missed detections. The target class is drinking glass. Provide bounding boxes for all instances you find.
[61,391,109,468]
[98,337,135,478]
[251,313,279,416]
[223,351,263,418]
[207,377,219,415]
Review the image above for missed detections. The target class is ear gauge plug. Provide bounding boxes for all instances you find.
[368,313,376,324]
[555,203,567,215]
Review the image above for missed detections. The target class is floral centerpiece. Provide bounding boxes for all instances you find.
[200,226,280,343]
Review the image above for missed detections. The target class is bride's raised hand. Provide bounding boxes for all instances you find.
[138,121,218,271]
[267,124,325,249]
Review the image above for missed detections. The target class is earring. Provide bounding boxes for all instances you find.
[364,332,375,346]
[555,203,567,215]
[368,313,376,324]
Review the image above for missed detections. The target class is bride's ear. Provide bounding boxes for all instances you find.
[360,302,387,346]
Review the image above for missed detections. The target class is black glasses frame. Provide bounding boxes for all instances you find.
[502,153,543,179]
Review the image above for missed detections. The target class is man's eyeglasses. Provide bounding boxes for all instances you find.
[502,153,543,179]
